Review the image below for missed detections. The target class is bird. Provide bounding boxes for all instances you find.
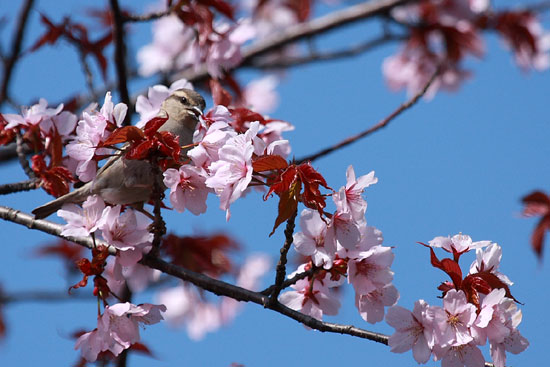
[32,88,206,219]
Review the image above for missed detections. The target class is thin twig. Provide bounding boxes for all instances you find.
[251,34,406,70]
[296,65,441,164]
[268,210,298,305]
[122,3,180,23]
[78,52,97,101]
[149,159,166,257]
[0,0,35,106]
[261,266,316,295]
[0,179,37,195]
[15,131,34,179]
[109,0,132,126]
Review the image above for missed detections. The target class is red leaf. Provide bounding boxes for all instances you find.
[296,162,330,214]
[532,215,550,259]
[253,155,288,172]
[144,115,169,137]
[102,126,144,146]
[420,243,463,289]
[264,165,298,199]
[31,14,66,51]
[210,78,232,106]
[270,180,299,236]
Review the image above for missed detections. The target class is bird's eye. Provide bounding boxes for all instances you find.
[180,96,188,104]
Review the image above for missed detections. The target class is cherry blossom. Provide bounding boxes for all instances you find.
[469,243,513,286]
[333,165,377,221]
[293,208,334,269]
[356,284,399,324]
[163,165,210,215]
[325,210,362,252]
[66,92,127,182]
[57,195,106,237]
[429,233,490,254]
[430,290,477,347]
[386,300,434,364]
[348,245,394,295]
[205,122,260,218]
[98,206,153,265]
[433,342,485,367]
[278,278,340,321]
[243,75,280,114]
[75,302,166,362]
[2,98,63,130]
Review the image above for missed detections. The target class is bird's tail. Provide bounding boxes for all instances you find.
[32,190,85,219]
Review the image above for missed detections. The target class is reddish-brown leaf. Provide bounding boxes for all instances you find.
[210,78,232,106]
[296,162,330,214]
[532,216,550,259]
[144,115,169,137]
[253,154,288,172]
[270,180,300,236]
[264,165,298,199]
[102,126,144,146]
[420,242,463,289]
[200,0,235,19]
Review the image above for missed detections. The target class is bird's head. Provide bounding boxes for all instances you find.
[161,88,206,122]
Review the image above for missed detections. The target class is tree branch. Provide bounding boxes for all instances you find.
[15,131,34,179]
[268,210,297,304]
[0,179,37,195]
[0,0,35,106]
[296,65,441,164]
[122,3,180,23]
[110,0,132,126]
[0,205,389,345]
[250,33,406,70]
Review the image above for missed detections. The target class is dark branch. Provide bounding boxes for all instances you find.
[15,131,34,179]
[0,0,35,106]
[296,65,441,164]
[122,4,179,23]
[268,210,297,304]
[0,179,37,195]
[109,0,131,126]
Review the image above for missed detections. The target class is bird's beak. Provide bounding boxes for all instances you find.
[190,106,203,118]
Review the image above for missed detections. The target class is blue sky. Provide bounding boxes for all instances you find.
[1,0,549,366]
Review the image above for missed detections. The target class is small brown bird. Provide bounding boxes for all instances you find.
[32,89,206,219]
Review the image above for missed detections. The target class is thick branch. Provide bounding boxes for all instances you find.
[0,0,35,106]
[110,0,131,125]
[0,205,388,345]
[296,65,441,164]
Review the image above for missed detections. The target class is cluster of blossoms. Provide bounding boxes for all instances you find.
[384,0,550,98]
[386,234,528,367]
[279,166,400,324]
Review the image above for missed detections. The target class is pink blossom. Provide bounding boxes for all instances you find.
[348,245,394,295]
[325,210,362,251]
[98,206,152,265]
[189,109,236,168]
[333,165,377,221]
[163,165,209,215]
[431,290,477,347]
[135,78,193,127]
[58,195,106,237]
[470,289,509,345]
[3,98,63,129]
[66,92,127,181]
[386,300,434,364]
[279,278,340,321]
[75,302,166,362]
[429,233,490,254]
[356,284,399,324]
[243,75,280,114]
[206,21,256,78]
[469,243,513,285]
[109,258,161,293]
[156,284,222,340]
[259,120,294,158]
[293,208,334,269]
[205,122,259,218]
[383,50,472,99]
[137,14,196,76]
[434,342,485,367]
